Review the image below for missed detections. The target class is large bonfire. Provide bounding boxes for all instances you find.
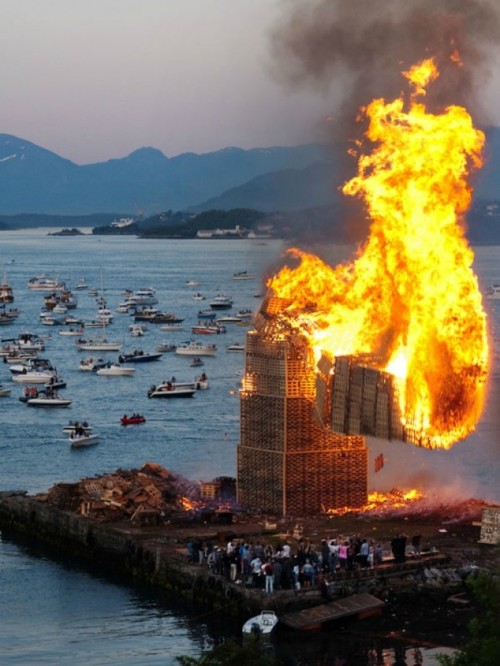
[268,58,489,450]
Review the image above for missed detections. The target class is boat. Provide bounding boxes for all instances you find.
[194,372,209,389]
[2,332,46,352]
[129,324,147,337]
[0,272,14,303]
[126,287,158,305]
[44,375,67,390]
[175,341,217,356]
[58,327,85,336]
[190,357,204,367]
[78,356,108,372]
[235,309,254,319]
[148,312,185,324]
[9,357,55,375]
[52,303,67,315]
[95,362,135,376]
[209,294,233,309]
[41,314,65,326]
[24,389,72,407]
[192,292,205,301]
[74,278,88,290]
[69,432,99,447]
[233,270,256,280]
[0,384,11,397]
[75,337,122,351]
[118,350,163,363]
[242,610,278,636]
[62,420,92,435]
[12,369,57,384]
[0,305,20,324]
[197,309,217,320]
[147,381,197,398]
[0,312,16,325]
[226,342,245,352]
[83,319,109,328]
[159,323,185,332]
[120,413,146,425]
[27,275,65,291]
[191,323,226,335]
[186,279,200,287]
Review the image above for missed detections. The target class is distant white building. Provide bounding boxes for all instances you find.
[196,225,247,238]
[111,217,135,228]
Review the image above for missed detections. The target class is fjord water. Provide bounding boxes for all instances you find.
[0,231,498,665]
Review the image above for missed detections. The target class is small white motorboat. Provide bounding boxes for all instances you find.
[242,610,278,637]
[78,356,108,372]
[226,342,245,352]
[175,341,217,357]
[12,370,56,384]
[160,323,184,332]
[59,327,85,336]
[76,336,122,351]
[233,271,256,281]
[209,293,233,309]
[63,420,92,435]
[96,362,135,376]
[74,278,88,290]
[25,391,72,407]
[0,384,11,397]
[129,324,147,337]
[147,381,196,398]
[69,432,99,447]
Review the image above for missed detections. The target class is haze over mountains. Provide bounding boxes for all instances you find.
[0,131,499,243]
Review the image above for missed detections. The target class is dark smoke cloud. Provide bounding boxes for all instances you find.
[269,0,500,244]
[271,0,500,141]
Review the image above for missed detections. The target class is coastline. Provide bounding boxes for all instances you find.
[0,485,497,639]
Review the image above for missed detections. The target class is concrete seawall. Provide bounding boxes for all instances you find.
[0,490,463,624]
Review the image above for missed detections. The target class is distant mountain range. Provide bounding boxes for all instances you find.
[0,133,336,216]
[0,130,499,243]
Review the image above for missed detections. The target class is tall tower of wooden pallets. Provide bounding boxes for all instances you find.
[237,296,368,515]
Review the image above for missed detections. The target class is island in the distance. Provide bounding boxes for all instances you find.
[48,228,85,236]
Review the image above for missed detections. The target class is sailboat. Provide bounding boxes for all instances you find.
[76,269,122,351]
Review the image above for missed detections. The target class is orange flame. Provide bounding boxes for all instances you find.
[326,488,424,516]
[267,58,489,449]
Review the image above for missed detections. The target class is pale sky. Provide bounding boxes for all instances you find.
[1,0,499,165]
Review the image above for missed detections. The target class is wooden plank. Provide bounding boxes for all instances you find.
[280,593,384,630]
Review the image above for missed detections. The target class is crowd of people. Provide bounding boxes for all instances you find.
[186,531,424,593]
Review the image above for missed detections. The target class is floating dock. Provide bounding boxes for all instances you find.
[281,592,385,630]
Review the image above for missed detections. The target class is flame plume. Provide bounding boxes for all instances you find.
[268,59,489,449]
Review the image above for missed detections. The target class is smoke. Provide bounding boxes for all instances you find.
[271,0,500,136]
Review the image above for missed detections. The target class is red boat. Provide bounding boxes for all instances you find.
[120,414,146,425]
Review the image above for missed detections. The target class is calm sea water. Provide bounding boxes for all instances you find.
[0,230,498,665]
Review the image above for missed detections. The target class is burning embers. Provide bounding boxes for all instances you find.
[267,58,489,449]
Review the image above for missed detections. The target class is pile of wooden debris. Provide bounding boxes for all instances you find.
[44,463,200,524]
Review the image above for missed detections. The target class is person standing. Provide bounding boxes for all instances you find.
[263,558,274,593]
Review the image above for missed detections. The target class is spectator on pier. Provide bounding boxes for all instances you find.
[250,555,263,588]
[338,541,349,569]
[272,558,283,590]
[302,559,315,588]
[263,558,274,593]
[329,539,339,576]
